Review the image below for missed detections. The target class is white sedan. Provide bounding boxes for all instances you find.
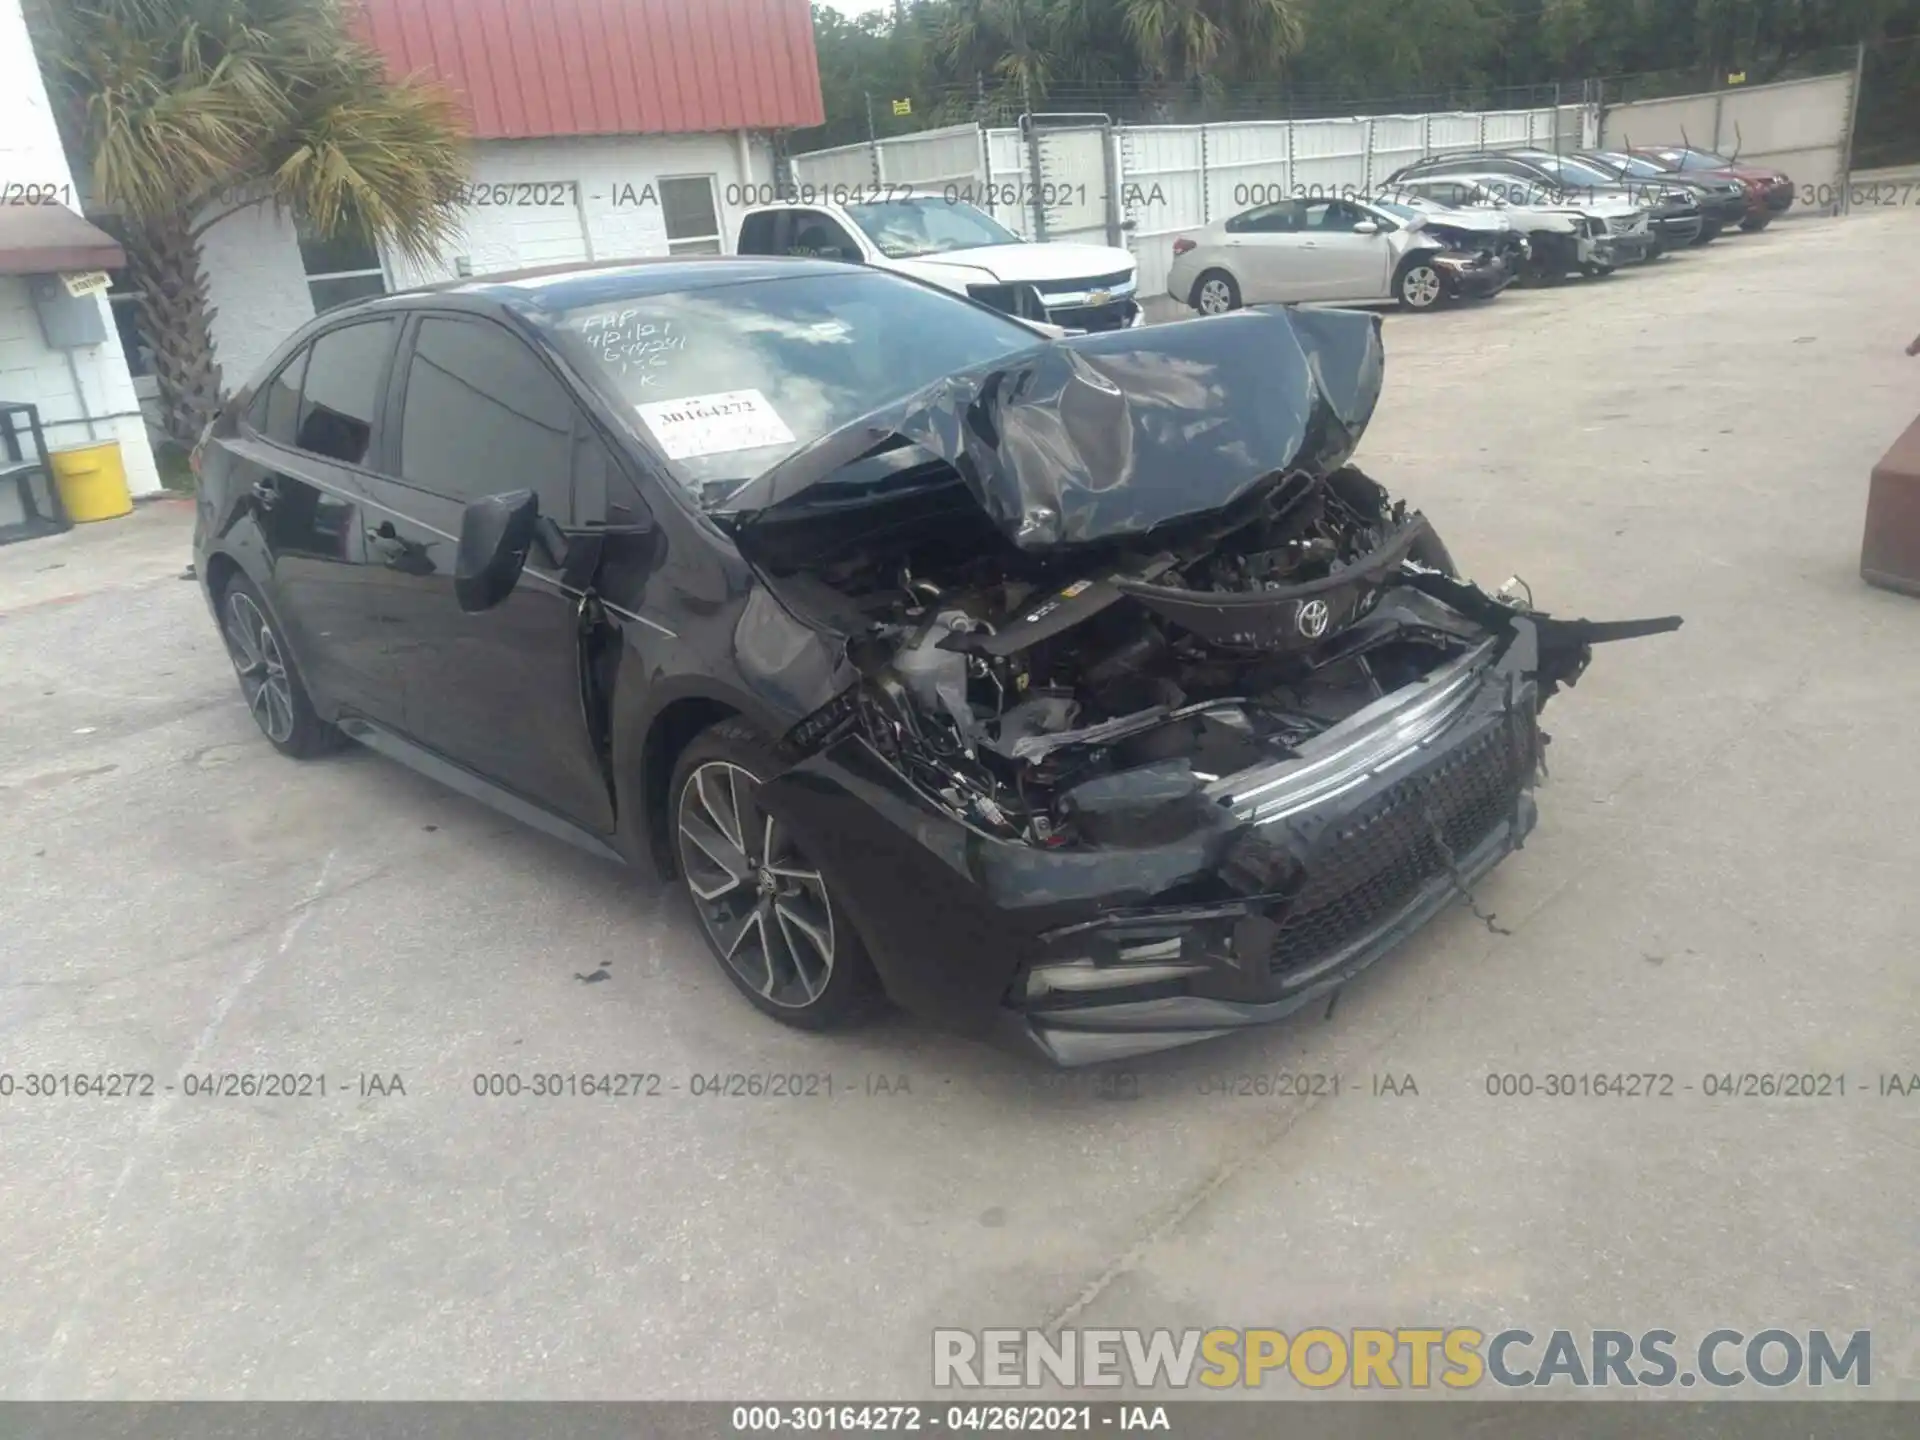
[1165,195,1517,315]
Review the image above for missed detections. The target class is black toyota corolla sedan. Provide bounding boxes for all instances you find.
[192,257,1678,1065]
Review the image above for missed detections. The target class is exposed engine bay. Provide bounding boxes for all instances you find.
[762,460,1672,850]
[726,305,1680,853]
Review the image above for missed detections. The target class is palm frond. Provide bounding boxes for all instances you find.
[39,0,468,250]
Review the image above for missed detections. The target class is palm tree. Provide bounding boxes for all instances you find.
[1120,0,1303,94]
[36,0,469,447]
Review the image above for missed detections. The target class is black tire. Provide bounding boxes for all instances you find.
[1521,235,1573,286]
[670,718,884,1031]
[1739,215,1772,232]
[215,573,344,759]
[1580,261,1615,278]
[1191,269,1241,316]
[1692,220,1722,246]
[1395,257,1445,311]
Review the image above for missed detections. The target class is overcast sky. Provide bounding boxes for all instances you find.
[821,0,896,16]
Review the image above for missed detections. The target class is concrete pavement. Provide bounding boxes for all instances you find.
[2,210,1918,1400]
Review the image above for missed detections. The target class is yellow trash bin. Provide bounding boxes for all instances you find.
[49,440,133,524]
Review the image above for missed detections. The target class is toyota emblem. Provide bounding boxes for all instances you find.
[1296,599,1331,638]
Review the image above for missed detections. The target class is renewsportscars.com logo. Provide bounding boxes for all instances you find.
[933,1327,1872,1391]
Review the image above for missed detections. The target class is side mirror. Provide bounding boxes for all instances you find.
[1352,220,1381,235]
[454,489,539,613]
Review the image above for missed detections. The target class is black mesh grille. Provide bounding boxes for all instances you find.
[1048,299,1139,331]
[1269,713,1533,977]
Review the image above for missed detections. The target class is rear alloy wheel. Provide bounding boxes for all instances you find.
[671,720,882,1030]
[1193,270,1241,315]
[218,576,342,758]
[1396,260,1445,311]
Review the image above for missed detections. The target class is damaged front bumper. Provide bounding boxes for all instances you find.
[1434,251,1515,300]
[756,620,1549,1067]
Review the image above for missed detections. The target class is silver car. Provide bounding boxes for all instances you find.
[1167,195,1517,315]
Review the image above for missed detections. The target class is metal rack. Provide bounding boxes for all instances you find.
[0,401,71,546]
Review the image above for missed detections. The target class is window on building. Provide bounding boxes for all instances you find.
[299,218,389,314]
[88,215,154,381]
[659,176,722,255]
[296,320,396,465]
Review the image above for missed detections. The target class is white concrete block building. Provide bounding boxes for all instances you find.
[7,0,825,519]
[144,0,822,400]
[1,0,161,510]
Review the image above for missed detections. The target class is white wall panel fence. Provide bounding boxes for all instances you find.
[1600,72,1856,212]
[793,104,1593,298]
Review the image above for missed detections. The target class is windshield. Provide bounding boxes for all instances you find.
[842,198,1020,259]
[1597,153,1668,178]
[1530,155,1621,188]
[549,270,1041,504]
[1372,200,1421,220]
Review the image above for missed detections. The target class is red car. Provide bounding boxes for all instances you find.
[1629,146,1793,231]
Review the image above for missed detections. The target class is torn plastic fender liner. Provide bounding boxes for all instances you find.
[1397,567,1684,702]
[1115,517,1432,651]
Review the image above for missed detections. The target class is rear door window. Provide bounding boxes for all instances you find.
[1227,201,1302,234]
[295,319,396,466]
[249,347,309,446]
[787,211,861,261]
[737,211,785,255]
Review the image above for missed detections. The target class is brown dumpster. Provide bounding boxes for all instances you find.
[1862,409,1920,597]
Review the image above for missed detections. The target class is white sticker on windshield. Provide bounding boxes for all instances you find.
[636,389,796,460]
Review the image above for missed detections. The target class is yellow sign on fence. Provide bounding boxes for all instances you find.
[892,98,912,116]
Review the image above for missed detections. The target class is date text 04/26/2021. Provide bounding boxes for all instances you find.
[728,1404,1168,1432]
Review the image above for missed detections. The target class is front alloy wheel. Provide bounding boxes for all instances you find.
[669,719,883,1030]
[1398,262,1444,311]
[679,760,836,1009]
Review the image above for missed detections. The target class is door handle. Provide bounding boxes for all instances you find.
[251,477,280,510]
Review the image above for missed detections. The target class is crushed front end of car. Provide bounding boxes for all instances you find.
[1417,221,1524,299]
[719,308,1681,1064]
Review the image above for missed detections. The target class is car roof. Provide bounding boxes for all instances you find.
[321,255,863,321]
[270,255,882,347]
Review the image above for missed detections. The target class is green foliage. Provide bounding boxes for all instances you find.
[803,0,1920,147]
[37,0,469,261]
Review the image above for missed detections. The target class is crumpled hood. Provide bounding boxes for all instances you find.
[723,305,1384,552]
[1412,208,1510,236]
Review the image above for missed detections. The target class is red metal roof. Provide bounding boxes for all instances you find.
[355,0,824,139]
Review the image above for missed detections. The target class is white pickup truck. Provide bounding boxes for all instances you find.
[734,190,1145,332]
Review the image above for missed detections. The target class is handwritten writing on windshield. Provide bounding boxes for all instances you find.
[576,310,687,386]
